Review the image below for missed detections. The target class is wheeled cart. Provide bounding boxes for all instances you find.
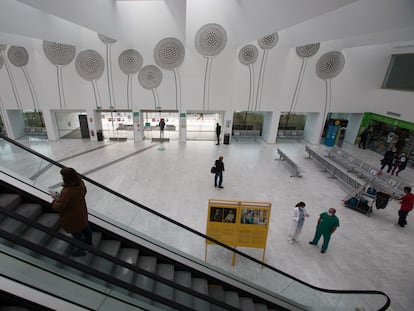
[343,180,375,216]
[343,179,392,216]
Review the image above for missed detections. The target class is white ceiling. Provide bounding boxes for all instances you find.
[0,0,414,49]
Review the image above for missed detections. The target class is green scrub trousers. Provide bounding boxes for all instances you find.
[311,212,339,252]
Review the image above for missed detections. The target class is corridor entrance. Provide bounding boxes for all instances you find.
[142,110,179,141]
[100,110,133,141]
[186,112,222,141]
[54,111,89,139]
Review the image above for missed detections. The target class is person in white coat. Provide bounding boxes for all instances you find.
[288,202,309,244]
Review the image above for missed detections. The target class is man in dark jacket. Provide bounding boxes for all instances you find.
[214,156,225,188]
[379,148,396,174]
[216,123,222,145]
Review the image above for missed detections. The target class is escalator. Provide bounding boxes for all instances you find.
[0,134,391,311]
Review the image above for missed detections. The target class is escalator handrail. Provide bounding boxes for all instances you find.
[0,134,392,310]
[0,207,245,311]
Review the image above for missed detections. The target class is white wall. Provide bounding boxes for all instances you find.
[1,2,414,143]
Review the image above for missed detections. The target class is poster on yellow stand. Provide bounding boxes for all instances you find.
[206,199,271,266]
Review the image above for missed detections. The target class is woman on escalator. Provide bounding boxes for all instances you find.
[51,167,92,257]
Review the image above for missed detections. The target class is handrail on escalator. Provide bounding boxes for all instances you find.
[0,207,243,311]
[0,134,391,310]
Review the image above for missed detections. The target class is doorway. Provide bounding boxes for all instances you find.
[186,112,222,141]
[23,110,47,140]
[142,110,179,141]
[232,111,263,140]
[55,111,88,139]
[100,110,133,141]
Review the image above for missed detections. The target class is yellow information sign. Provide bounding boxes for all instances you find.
[206,199,271,265]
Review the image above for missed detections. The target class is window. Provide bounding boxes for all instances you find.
[382,53,414,91]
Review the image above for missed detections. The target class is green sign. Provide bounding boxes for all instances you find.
[362,113,414,131]
[133,112,139,117]
[180,113,186,117]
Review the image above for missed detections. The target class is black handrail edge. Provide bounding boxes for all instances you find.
[0,134,391,310]
[0,271,96,311]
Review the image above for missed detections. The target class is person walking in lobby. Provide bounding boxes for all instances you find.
[288,201,309,244]
[215,123,222,145]
[214,156,225,188]
[309,208,339,254]
[397,186,414,228]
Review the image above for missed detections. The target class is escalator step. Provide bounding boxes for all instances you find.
[22,213,60,244]
[90,240,121,274]
[192,277,210,311]
[209,284,226,311]
[13,213,60,254]
[240,297,255,311]
[255,303,269,311]
[153,263,175,310]
[40,229,72,264]
[0,203,43,245]
[64,232,102,273]
[131,255,157,303]
[174,270,192,308]
[113,248,139,283]
[0,193,22,222]
[225,291,241,308]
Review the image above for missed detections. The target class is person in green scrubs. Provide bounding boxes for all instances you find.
[309,208,339,253]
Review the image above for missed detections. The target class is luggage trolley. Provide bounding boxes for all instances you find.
[343,178,376,216]
[343,178,392,216]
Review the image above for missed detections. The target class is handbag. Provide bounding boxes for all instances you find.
[210,166,217,174]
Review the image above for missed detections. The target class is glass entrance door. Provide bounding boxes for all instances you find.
[186,112,221,141]
[100,110,133,141]
[142,111,179,141]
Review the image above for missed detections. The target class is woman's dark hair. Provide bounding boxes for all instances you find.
[295,202,306,207]
[404,186,412,193]
[61,167,81,186]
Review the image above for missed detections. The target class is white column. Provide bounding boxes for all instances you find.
[42,109,59,141]
[133,111,144,142]
[262,111,280,144]
[179,112,186,143]
[223,110,233,143]
[304,112,325,145]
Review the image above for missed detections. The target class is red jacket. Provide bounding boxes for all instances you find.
[400,192,414,212]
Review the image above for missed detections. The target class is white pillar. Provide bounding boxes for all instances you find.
[133,111,144,142]
[42,109,59,141]
[179,112,186,143]
[223,110,233,143]
[262,111,280,144]
[304,112,325,145]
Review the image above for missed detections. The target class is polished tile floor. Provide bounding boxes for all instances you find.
[11,137,414,310]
